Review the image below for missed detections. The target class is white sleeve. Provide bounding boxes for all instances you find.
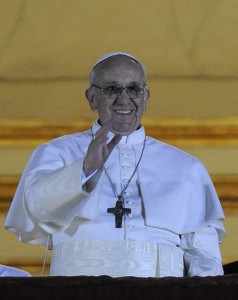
[24,158,102,232]
[180,221,224,276]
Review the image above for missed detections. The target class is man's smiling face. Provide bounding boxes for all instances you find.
[86,55,150,136]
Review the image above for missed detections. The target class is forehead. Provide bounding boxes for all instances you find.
[93,56,145,84]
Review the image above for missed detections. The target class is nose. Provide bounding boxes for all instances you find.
[116,88,131,102]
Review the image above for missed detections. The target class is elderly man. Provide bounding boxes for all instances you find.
[4,52,225,277]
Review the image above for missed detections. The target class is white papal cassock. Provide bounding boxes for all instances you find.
[4,121,226,277]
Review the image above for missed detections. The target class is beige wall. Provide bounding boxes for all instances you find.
[0,0,238,275]
[1,0,238,120]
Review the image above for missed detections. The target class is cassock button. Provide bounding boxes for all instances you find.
[122,165,130,170]
[127,225,135,229]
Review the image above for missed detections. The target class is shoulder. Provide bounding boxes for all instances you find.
[36,130,91,152]
[50,130,90,146]
[27,130,91,165]
[144,135,207,175]
[145,136,198,162]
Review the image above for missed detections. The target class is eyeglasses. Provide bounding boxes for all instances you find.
[91,83,147,100]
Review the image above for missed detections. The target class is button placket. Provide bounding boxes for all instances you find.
[120,144,134,187]
[119,145,134,225]
[118,143,143,234]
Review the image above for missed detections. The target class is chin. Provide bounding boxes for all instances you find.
[111,118,139,136]
[111,126,135,136]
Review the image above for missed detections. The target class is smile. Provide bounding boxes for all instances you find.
[115,109,132,114]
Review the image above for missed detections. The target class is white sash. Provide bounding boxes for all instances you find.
[50,240,184,277]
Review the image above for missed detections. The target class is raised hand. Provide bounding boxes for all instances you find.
[83,120,122,176]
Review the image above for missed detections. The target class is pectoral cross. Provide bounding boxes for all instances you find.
[107,196,131,228]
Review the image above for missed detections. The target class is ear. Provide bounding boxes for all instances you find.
[143,88,150,111]
[85,88,97,111]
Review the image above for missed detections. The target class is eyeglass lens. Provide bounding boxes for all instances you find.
[105,86,144,99]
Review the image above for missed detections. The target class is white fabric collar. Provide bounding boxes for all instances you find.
[91,120,146,145]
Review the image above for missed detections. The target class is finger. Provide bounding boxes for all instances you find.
[93,120,113,141]
[107,135,122,153]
